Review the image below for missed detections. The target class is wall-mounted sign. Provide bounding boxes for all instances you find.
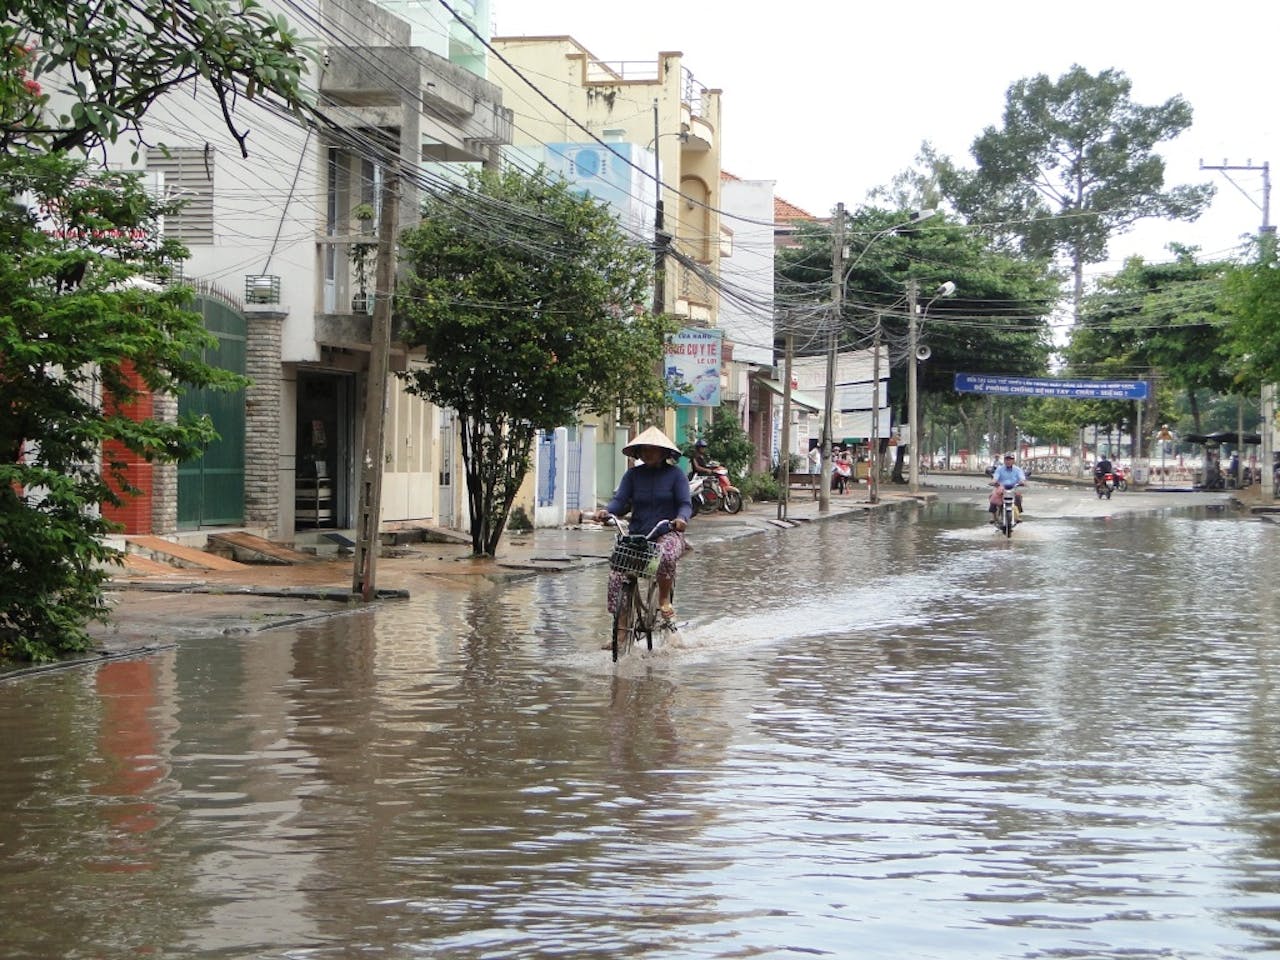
[665,328,723,406]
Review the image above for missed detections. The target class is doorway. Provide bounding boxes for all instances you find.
[296,371,354,530]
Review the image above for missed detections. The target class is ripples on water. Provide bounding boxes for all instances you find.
[1,506,1279,958]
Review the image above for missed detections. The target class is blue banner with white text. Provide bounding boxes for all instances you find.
[954,373,1148,400]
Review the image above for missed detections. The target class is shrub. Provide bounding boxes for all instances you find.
[507,505,533,533]
[682,414,755,479]
[740,471,781,502]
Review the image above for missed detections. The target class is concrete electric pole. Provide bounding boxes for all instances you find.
[351,171,401,602]
[820,202,844,513]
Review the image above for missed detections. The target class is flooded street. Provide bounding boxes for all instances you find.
[3,491,1280,958]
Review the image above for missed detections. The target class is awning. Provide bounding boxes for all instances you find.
[757,379,822,412]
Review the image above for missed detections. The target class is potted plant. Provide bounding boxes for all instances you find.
[350,202,376,314]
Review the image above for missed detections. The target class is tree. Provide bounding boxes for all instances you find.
[1068,247,1232,434]
[1222,237,1280,390]
[940,65,1214,319]
[0,2,312,661]
[0,154,246,661]
[683,414,753,482]
[5,0,312,157]
[397,165,674,556]
[776,206,1058,480]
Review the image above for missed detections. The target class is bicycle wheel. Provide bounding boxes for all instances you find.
[612,580,638,662]
[634,576,659,651]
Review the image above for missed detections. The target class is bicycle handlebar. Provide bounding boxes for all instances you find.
[600,514,674,540]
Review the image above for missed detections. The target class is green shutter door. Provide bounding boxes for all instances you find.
[177,297,246,528]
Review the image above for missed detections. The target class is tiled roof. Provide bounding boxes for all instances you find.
[775,195,816,223]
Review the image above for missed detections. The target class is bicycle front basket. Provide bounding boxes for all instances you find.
[609,535,660,577]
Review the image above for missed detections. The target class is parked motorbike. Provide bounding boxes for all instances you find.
[1095,471,1115,500]
[1113,467,1128,492]
[690,462,743,514]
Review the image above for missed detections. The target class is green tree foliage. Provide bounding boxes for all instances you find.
[939,65,1214,318]
[397,165,673,556]
[0,154,246,661]
[683,414,753,482]
[1068,247,1231,434]
[776,206,1058,473]
[1222,239,1280,390]
[4,0,313,157]
[0,2,312,661]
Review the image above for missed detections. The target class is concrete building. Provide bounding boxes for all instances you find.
[487,34,728,469]
[106,0,510,542]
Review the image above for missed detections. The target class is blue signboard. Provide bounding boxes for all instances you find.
[954,373,1148,400]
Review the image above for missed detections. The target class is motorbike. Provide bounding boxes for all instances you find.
[690,462,743,514]
[1095,471,1115,499]
[992,484,1020,538]
[1113,467,1128,492]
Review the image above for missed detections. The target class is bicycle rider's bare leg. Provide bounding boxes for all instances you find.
[657,574,673,611]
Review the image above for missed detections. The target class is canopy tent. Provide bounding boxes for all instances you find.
[1183,431,1262,446]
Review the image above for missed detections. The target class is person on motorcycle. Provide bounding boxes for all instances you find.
[594,426,691,624]
[1093,454,1114,493]
[689,438,717,480]
[988,453,1027,522]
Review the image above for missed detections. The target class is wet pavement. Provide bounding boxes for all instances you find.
[56,489,927,674]
[8,474,1259,680]
[4,475,1278,958]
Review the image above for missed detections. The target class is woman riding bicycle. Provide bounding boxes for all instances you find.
[593,426,692,623]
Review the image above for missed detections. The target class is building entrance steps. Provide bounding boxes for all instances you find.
[123,535,250,572]
[206,532,322,566]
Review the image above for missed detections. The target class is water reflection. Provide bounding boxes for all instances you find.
[0,508,1278,957]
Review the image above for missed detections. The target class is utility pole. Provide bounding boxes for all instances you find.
[778,333,794,521]
[820,202,844,513]
[351,170,401,601]
[652,98,669,315]
[868,316,881,504]
[1202,158,1275,499]
[907,279,920,494]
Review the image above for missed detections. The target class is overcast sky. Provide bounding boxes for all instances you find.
[491,1,1279,277]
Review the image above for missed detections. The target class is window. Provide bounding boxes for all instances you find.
[146,147,215,245]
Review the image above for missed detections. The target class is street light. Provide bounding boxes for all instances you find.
[820,208,939,511]
[907,279,955,494]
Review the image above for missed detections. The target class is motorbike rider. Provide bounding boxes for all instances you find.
[689,438,717,480]
[594,426,691,624]
[988,453,1027,522]
[1093,454,1114,492]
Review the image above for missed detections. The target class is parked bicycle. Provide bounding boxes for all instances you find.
[603,516,677,662]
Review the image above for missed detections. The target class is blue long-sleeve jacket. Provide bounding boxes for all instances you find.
[606,462,693,536]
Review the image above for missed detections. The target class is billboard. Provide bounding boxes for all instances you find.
[665,328,722,406]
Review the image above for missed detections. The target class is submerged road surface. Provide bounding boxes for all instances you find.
[2,485,1277,959]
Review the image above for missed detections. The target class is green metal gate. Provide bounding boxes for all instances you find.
[177,296,246,528]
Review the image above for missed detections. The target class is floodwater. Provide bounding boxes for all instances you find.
[3,498,1280,959]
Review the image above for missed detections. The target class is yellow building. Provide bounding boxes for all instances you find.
[489,35,726,482]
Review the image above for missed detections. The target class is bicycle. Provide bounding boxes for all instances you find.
[603,516,676,662]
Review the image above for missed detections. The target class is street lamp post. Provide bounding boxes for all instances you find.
[823,208,939,508]
[907,279,955,495]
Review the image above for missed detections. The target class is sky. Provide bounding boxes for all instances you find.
[491,0,1280,279]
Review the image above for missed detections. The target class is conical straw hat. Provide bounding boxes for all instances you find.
[621,426,682,458]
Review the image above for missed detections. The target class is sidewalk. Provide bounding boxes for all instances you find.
[7,488,930,677]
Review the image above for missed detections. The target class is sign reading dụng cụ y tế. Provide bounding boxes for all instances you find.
[953,373,1148,400]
